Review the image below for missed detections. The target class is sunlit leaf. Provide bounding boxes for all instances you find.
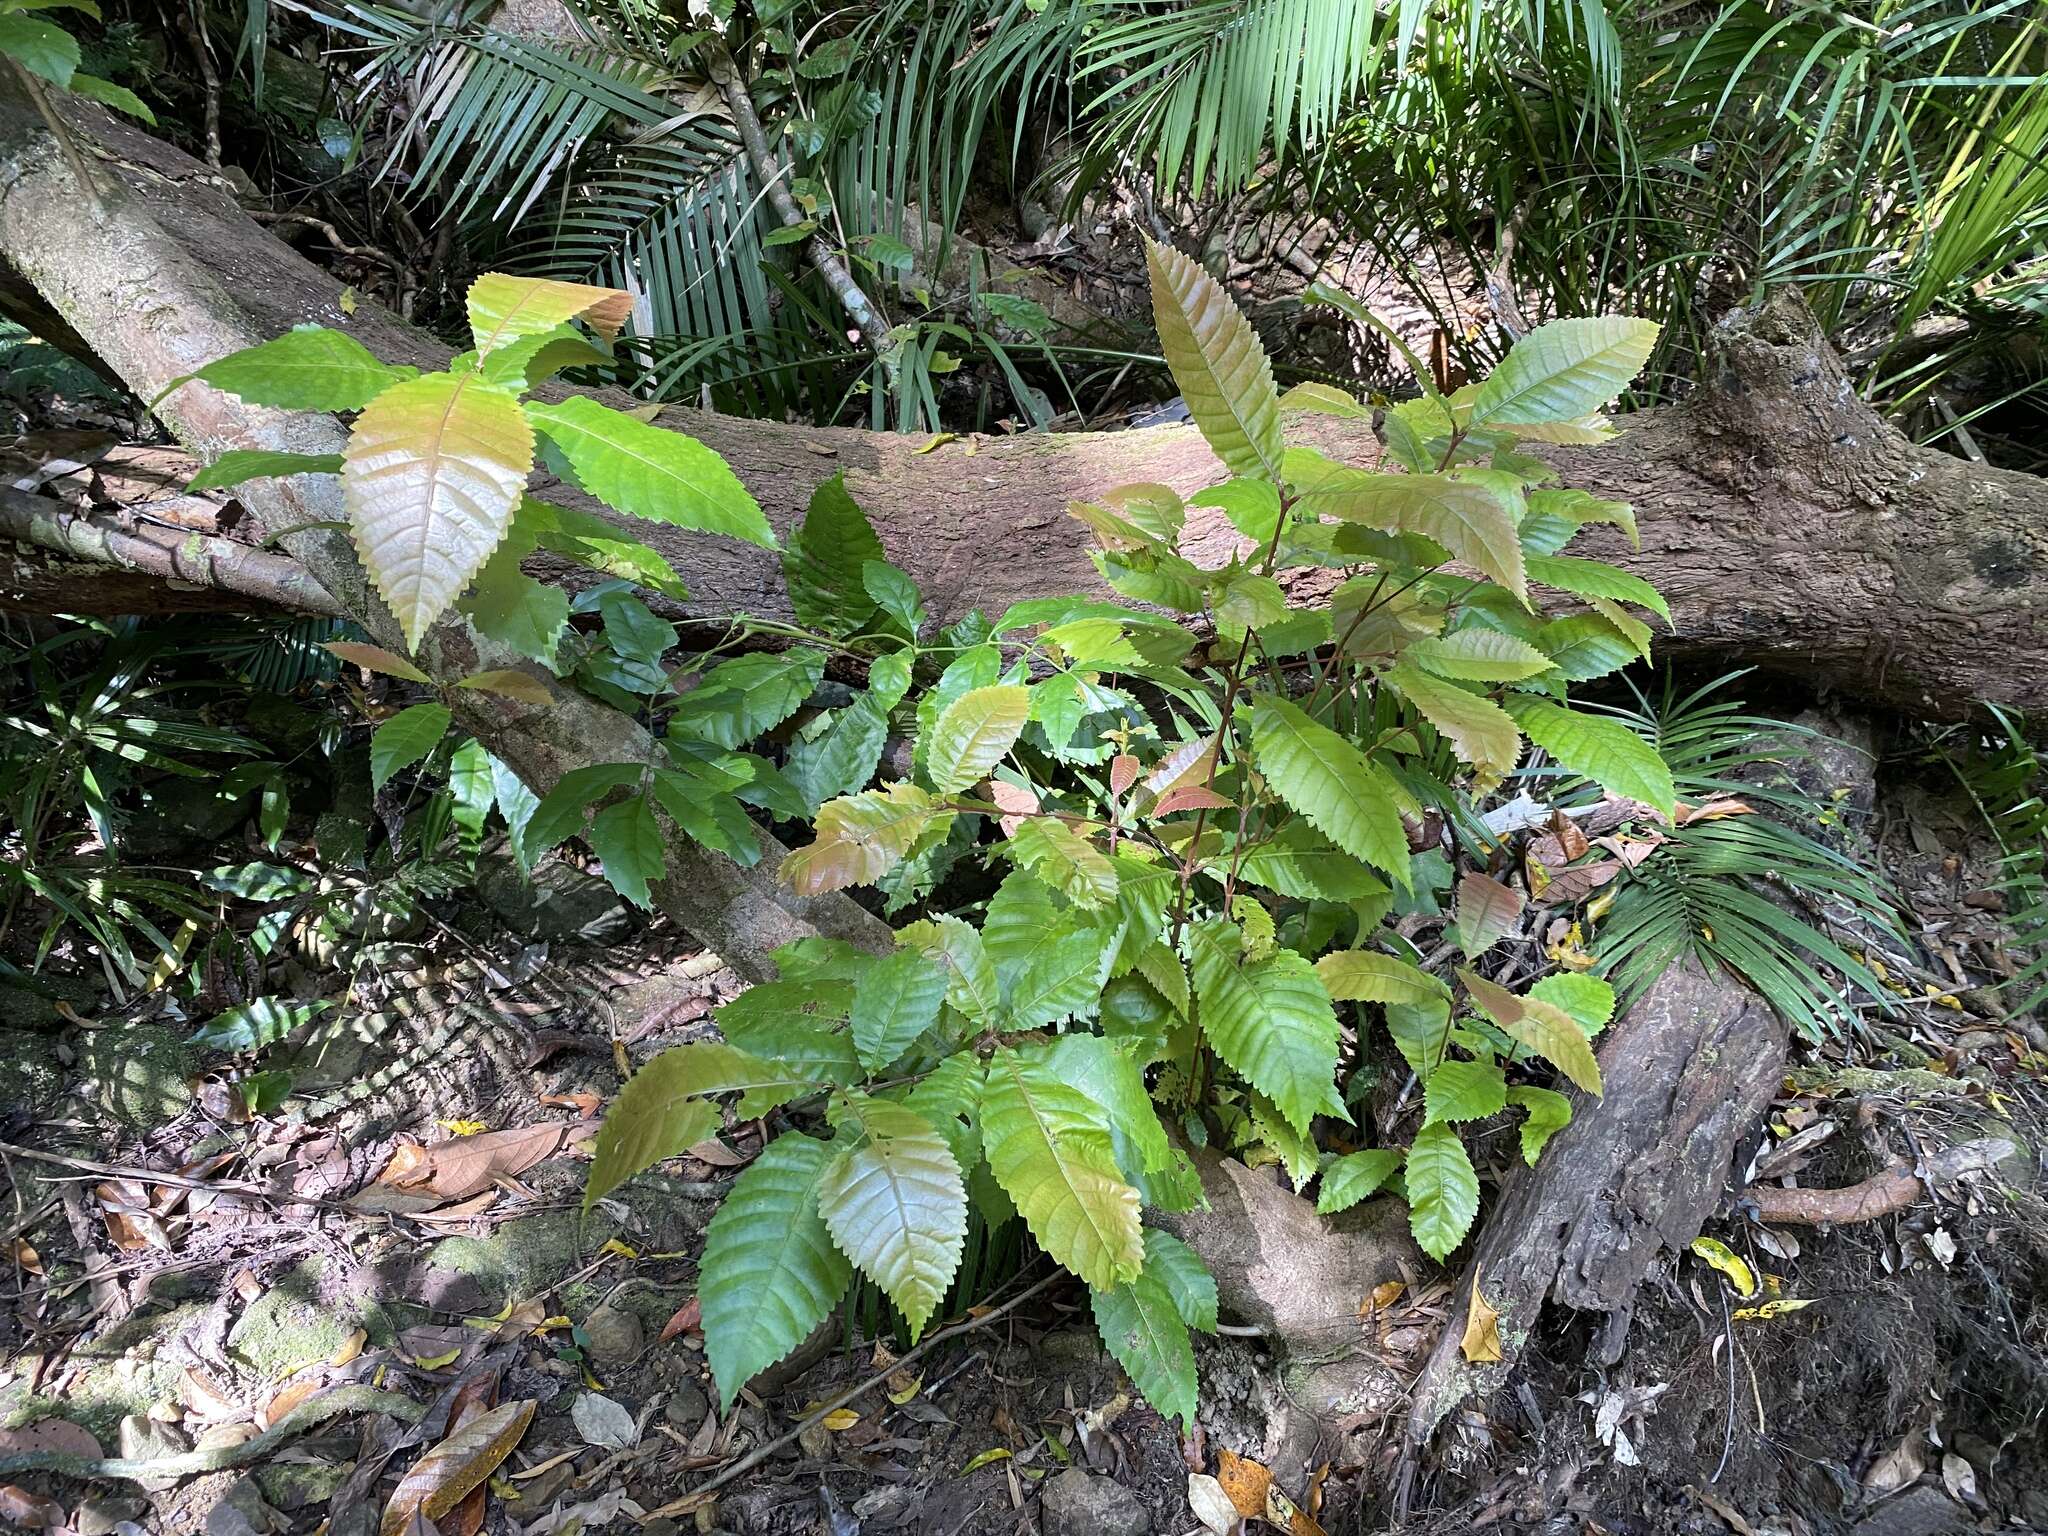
[1145,238,1281,480]
[346,371,534,649]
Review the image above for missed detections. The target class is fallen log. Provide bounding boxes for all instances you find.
[0,84,894,984]
[4,101,2046,720]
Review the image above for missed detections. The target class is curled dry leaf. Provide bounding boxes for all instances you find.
[1189,1471,1242,1535]
[658,1296,701,1344]
[379,1398,535,1536]
[379,1123,595,1200]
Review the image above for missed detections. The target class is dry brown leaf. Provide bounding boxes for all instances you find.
[261,1377,325,1430]
[1217,1449,1272,1519]
[1459,1280,1503,1363]
[379,1124,593,1200]
[0,1483,64,1529]
[379,1398,534,1536]
[1674,797,1756,825]
[658,1297,702,1344]
[177,1367,242,1422]
[1360,1280,1405,1317]
[0,1420,101,1460]
[10,1239,40,1275]
[540,1091,602,1118]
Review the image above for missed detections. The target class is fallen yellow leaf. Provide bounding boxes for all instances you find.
[1690,1236,1759,1298]
[960,1448,1013,1474]
[1459,1279,1503,1364]
[329,1328,367,1367]
[822,1408,861,1431]
[1733,1297,1817,1321]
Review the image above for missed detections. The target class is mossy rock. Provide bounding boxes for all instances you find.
[0,1302,207,1441]
[75,1019,203,1127]
[255,1458,350,1511]
[226,1260,398,1377]
[423,1208,624,1304]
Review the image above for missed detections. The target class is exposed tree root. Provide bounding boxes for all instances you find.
[1741,1137,2017,1226]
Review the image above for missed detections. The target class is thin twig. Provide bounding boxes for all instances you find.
[647,1267,1064,1516]
[702,40,896,377]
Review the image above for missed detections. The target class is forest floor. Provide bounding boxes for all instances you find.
[0,757,2044,1536]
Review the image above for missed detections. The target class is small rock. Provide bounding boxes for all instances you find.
[1851,1486,1969,1536]
[581,1300,645,1366]
[72,1497,149,1536]
[1040,1468,1151,1536]
[664,1380,709,1431]
[117,1415,189,1493]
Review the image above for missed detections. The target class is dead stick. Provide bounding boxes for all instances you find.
[646,1267,1064,1517]
[0,1385,424,1481]
[1742,1137,2014,1227]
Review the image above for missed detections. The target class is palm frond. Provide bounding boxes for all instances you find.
[1537,673,1899,1039]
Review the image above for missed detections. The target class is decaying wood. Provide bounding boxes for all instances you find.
[1401,957,1786,1461]
[0,484,342,615]
[3,98,2045,724]
[1742,1136,2016,1227]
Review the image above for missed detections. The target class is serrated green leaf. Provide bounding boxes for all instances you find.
[1405,1123,1480,1260]
[523,762,639,858]
[1004,817,1117,909]
[1535,614,1639,683]
[187,449,345,491]
[1211,568,1287,634]
[928,686,1030,794]
[1041,1035,1192,1209]
[717,985,862,1088]
[589,1043,817,1208]
[1383,663,1521,780]
[65,71,153,121]
[904,1050,987,1172]
[1142,1229,1217,1332]
[701,1135,852,1410]
[1404,629,1555,682]
[1528,973,1616,1036]
[850,945,949,1073]
[785,474,884,636]
[1296,467,1526,603]
[1460,970,1603,1094]
[819,1095,966,1340]
[671,650,826,749]
[1424,1058,1509,1125]
[1007,922,1113,1030]
[783,687,892,811]
[0,13,75,82]
[1092,1269,1197,1426]
[1469,317,1660,427]
[525,397,773,549]
[981,1049,1143,1290]
[369,702,450,791]
[1524,554,1670,624]
[462,529,569,668]
[1230,823,1387,902]
[1507,1085,1573,1165]
[1145,239,1281,481]
[465,273,630,357]
[1315,949,1448,1004]
[346,370,533,650]
[1249,694,1410,888]
[1188,919,1347,1137]
[780,782,945,896]
[589,793,665,909]
[898,914,1002,1026]
[1316,1148,1402,1215]
[1502,696,1675,817]
[194,325,415,411]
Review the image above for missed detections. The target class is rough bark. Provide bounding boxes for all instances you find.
[1401,957,1786,1462]
[0,87,893,983]
[4,100,2044,721]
